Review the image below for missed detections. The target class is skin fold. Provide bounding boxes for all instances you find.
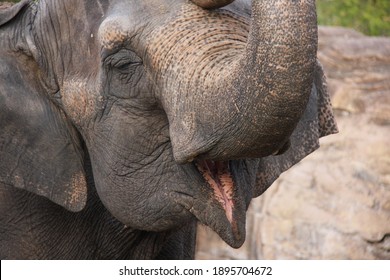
[0,0,337,259]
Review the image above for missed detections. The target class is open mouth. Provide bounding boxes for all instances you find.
[194,159,235,223]
[171,156,247,248]
[172,158,247,248]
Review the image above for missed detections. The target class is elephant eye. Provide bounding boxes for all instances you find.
[103,48,147,100]
[106,49,143,73]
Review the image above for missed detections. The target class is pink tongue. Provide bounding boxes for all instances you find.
[195,160,234,223]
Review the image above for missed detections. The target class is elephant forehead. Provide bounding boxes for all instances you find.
[98,17,130,50]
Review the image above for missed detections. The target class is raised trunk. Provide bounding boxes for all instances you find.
[222,0,318,157]
[169,0,318,163]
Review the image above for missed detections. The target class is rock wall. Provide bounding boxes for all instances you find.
[196,27,390,260]
[0,2,12,9]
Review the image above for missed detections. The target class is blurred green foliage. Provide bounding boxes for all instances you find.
[317,0,390,36]
[1,0,389,36]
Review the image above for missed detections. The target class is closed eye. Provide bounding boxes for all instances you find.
[106,49,143,72]
[115,60,142,73]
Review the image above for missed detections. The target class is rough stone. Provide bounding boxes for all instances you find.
[0,2,12,10]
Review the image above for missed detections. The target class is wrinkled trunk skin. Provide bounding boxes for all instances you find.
[161,0,318,163]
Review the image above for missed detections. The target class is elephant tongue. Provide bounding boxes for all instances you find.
[193,159,246,248]
[196,160,234,223]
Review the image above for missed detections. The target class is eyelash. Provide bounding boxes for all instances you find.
[106,49,143,72]
[114,60,142,74]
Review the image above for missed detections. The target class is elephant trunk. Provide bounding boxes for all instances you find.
[149,0,318,163]
[215,0,318,159]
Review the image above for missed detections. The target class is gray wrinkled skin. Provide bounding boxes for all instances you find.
[0,0,337,259]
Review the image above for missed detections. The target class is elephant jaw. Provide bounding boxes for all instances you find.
[174,159,247,248]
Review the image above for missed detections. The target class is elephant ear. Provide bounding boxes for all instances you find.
[0,53,87,212]
[254,61,338,197]
[0,0,30,25]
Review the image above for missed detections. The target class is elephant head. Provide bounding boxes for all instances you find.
[0,0,337,249]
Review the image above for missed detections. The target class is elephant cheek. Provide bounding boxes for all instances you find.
[88,153,192,231]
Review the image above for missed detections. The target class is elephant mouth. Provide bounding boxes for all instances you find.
[173,159,247,248]
[195,160,235,223]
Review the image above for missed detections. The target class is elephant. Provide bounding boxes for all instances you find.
[0,0,337,259]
